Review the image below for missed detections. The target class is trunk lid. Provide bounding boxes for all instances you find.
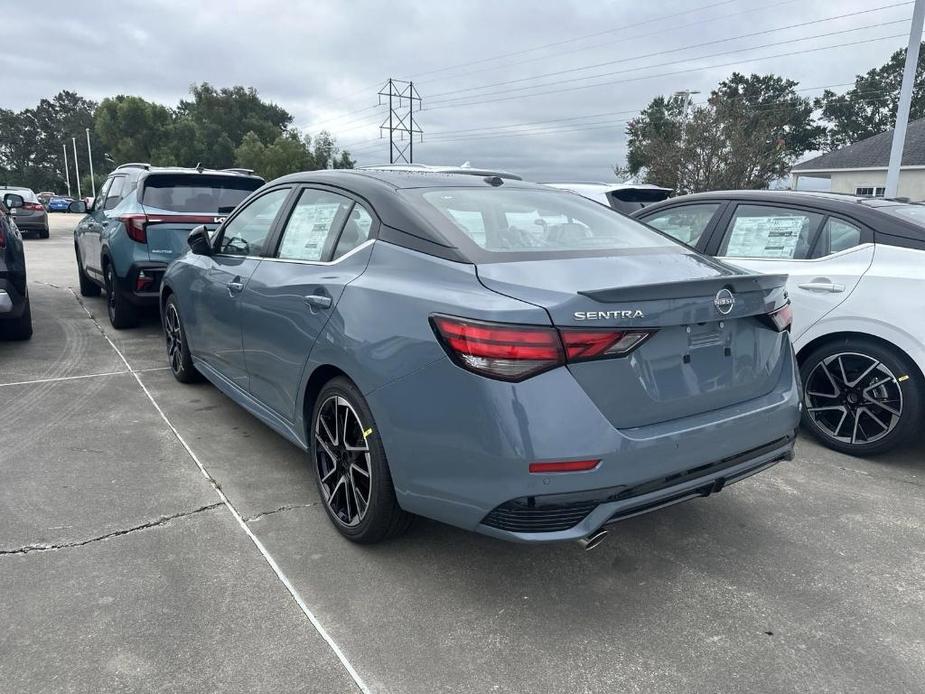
[477,251,790,428]
[141,212,226,262]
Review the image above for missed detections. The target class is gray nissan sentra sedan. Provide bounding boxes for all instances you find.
[161,169,800,547]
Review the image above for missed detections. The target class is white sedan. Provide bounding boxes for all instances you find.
[626,190,923,456]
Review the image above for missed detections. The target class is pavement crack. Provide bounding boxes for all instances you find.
[0,503,223,556]
[245,502,318,522]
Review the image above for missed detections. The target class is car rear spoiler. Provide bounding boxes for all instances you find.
[577,274,788,302]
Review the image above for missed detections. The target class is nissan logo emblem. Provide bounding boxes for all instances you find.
[714,288,735,315]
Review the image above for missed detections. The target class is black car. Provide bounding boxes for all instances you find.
[0,193,33,340]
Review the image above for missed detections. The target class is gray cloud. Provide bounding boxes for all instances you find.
[2,0,913,179]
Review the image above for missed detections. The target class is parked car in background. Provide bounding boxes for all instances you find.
[635,190,925,456]
[161,169,799,546]
[47,196,75,213]
[37,191,56,206]
[72,163,264,328]
[543,182,672,214]
[0,186,49,238]
[0,193,33,339]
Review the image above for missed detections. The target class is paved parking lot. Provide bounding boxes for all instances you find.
[2,213,923,693]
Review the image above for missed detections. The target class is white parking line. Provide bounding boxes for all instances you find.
[67,289,371,694]
[0,367,169,389]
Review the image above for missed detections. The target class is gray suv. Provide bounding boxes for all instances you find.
[0,186,49,238]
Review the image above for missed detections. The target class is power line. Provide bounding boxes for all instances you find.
[421,31,909,111]
[408,0,739,81]
[423,3,912,100]
[413,0,807,87]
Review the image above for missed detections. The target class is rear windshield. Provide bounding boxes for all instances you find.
[141,174,263,214]
[878,203,925,227]
[414,187,679,255]
[0,188,38,202]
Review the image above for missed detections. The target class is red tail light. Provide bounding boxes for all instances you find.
[25,202,44,211]
[431,315,653,381]
[120,214,148,243]
[0,224,6,249]
[762,303,793,332]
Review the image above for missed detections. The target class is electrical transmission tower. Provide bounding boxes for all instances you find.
[378,79,422,163]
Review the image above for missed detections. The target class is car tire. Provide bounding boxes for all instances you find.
[1,298,33,340]
[800,337,922,456]
[104,262,138,329]
[310,376,413,543]
[163,295,201,383]
[76,246,101,297]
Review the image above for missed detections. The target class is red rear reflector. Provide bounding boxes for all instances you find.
[120,214,148,243]
[529,459,600,474]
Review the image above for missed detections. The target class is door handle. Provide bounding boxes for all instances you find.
[798,281,845,293]
[227,279,245,295]
[303,294,332,309]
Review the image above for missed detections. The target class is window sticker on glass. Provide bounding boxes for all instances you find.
[725,215,806,258]
[279,202,342,260]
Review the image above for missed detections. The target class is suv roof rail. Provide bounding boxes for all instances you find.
[221,167,256,175]
[115,162,150,171]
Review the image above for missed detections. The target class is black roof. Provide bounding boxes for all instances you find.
[793,118,925,171]
[263,169,562,263]
[637,189,925,242]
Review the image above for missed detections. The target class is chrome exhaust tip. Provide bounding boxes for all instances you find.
[577,529,608,551]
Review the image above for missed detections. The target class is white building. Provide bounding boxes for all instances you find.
[791,118,925,201]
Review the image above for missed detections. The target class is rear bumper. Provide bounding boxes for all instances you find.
[368,341,801,543]
[12,216,47,231]
[113,261,167,306]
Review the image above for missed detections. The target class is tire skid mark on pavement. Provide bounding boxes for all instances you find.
[0,503,223,556]
[66,287,372,694]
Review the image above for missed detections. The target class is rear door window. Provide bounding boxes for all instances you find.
[641,203,720,247]
[814,218,862,257]
[142,174,263,214]
[719,204,824,259]
[103,176,125,211]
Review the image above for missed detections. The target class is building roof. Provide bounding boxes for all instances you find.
[793,118,925,171]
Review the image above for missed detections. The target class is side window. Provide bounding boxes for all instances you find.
[720,204,824,260]
[815,218,862,257]
[93,178,113,212]
[218,188,290,256]
[643,203,720,246]
[276,189,353,262]
[332,204,373,260]
[103,176,125,211]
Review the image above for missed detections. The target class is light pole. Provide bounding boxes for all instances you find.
[85,128,96,198]
[72,137,81,199]
[885,0,925,198]
[63,144,71,197]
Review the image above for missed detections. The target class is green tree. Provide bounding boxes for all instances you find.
[816,42,925,150]
[95,95,173,164]
[622,73,823,193]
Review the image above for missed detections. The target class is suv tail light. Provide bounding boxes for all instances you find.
[120,214,148,243]
[431,315,653,381]
[761,303,793,332]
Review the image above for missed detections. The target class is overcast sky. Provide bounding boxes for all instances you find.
[3,0,917,180]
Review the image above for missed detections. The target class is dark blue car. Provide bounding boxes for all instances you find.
[161,170,800,547]
[47,196,74,212]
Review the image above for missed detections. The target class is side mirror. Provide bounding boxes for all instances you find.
[3,193,24,209]
[69,200,87,214]
[187,225,213,256]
